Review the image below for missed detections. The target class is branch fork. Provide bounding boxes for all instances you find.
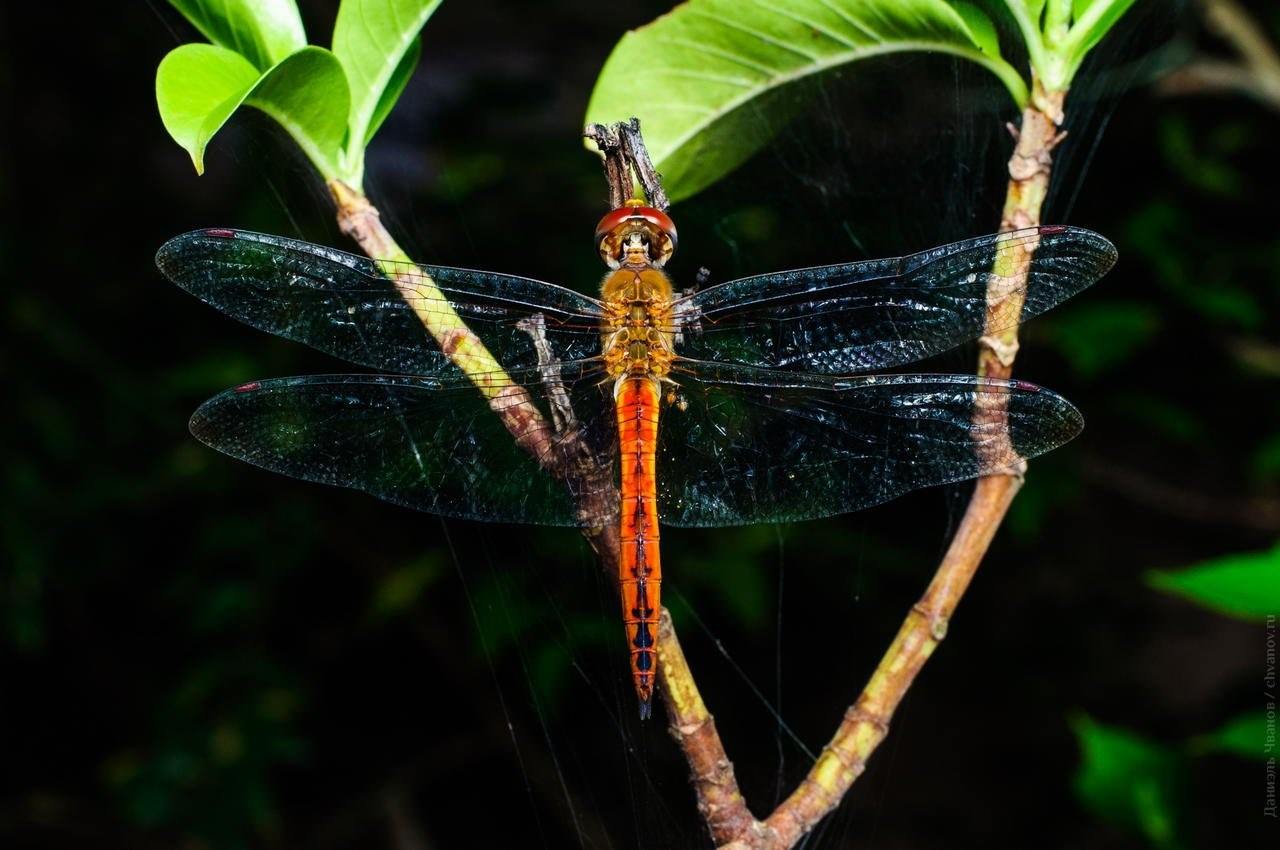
[327,108,1062,848]
[577,104,1057,847]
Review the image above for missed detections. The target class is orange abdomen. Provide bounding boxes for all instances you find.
[616,376,662,718]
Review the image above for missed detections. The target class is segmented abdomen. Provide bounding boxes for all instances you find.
[616,376,662,717]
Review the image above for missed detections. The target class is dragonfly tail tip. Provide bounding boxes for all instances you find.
[638,697,653,721]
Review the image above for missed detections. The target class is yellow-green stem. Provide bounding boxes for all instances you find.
[325,179,623,572]
[667,78,1070,850]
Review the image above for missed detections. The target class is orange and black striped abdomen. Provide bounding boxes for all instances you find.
[616,376,662,718]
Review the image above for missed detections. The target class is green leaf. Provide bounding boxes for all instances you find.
[157,45,350,178]
[584,0,1027,203]
[332,0,442,177]
[365,37,422,146]
[1191,712,1271,761]
[1056,0,1140,85]
[166,0,306,71]
[1147,544,1280,621]
[156,45,261,175]
[1072,713,1188,850]
[1073,0,1098,18]
[952,3,1001,58]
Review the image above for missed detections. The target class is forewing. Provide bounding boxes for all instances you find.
[157,229,605,374]
[676,226,1116,373]
[189,361,618,526]
[657,362,1082,527]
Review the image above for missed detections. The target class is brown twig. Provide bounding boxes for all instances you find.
[657,611,758,844]
[582,120,760,839]
[326,179,622,575]
[585,118,671,211]
[1080,453,1280,533]
[631,76,1068,846]
[746,474,1023,849]
[331,113,1065,848]
[1158,0,1280,111]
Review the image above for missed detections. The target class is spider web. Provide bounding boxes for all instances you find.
[181,2,1185,847]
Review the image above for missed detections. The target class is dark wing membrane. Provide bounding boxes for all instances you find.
[156,229,606,374]
[675,226,1116,373]
[656,362,1082,527]
[189,361,618,526]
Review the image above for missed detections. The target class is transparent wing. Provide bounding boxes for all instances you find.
[156,229,606,374]
[188,360,618,526]
[656,361,1083,527]
[675,226,1116,373]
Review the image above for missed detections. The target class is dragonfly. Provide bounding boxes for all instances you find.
[156,203,1116,718]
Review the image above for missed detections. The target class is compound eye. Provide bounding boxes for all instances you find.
[594,202,678,267]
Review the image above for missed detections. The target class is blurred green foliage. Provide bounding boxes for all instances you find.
[1038,300,1161,379]
[6,0,1278,848]
[1073,537,1277,844]
[105,659,306,845]
[1073,713,1189,850]
[1147,544,1280,621]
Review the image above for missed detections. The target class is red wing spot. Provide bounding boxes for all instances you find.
[204,228,237,238]
[1039,224,1067,234]
[1012,379,1040,392]
[233,381,262,393]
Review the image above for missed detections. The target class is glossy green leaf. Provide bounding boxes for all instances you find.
[1073,0,1098,18]
[333,0,441,173]
[1057,0,1140,85]
[167,0,306,71]
[1072,713,1187,850]
[157,45,350,178]
[952,2,1001,58]
[585,0,1027,203]
[1192,712,1270,761]
[365,37,422,146]
[156,45,261,175]
[1147,544,1280,622]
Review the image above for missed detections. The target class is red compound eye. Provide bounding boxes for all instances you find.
[594,205,676,245]
[594,202,678,267]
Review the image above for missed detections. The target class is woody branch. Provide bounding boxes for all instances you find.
[1158,0,1280,112]
[731,77,1063,850]
[584,92,1065,848]
[331,109,1064,848]
[325,178,622,572]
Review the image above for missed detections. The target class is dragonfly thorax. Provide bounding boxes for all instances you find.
[600,263,676,382]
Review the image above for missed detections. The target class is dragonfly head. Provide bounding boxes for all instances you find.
[595,201,677,269]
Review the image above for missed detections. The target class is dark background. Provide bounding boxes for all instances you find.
[2,1,1274,848]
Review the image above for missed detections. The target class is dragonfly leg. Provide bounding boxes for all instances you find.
[515,313,577,433]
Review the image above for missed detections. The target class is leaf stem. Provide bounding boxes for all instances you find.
[1002,0,1051,85]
